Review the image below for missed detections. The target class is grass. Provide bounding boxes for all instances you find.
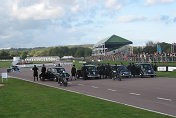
[157,70,176,78]
[0,61,12,68]
[30,61,54,64]
[0,78,173,118]
[73,60,83,69]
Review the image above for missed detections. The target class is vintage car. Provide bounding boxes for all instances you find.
[39,67,70,81]
[7,66,20,73]
[135,63,156,77]
[111,65,132,78]
[77,65,100,79]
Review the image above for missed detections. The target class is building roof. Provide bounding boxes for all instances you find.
[93,35,133,49]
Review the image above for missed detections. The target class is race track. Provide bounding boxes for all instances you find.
[1,65,176,117]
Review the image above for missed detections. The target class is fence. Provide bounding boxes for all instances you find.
[90,54,176,63]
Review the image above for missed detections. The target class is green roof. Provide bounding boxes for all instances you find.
[93,35,133,49]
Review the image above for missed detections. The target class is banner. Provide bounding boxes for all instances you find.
[157,45,162,54]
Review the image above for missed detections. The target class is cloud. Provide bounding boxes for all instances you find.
[116,15,146,23]
[173,17,176,22]
[10,1,65,20]
[71,4,81,13]
[145,0,174,6]
[104,0,124,11]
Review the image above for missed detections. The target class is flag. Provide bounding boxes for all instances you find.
[157,45,162,54]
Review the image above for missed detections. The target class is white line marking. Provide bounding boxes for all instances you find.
[108,89,117,92]
[68,82,72,84]
[91,86,99,88]
[8,76,176,118]
[78,84,85,86]
[157,97,172,101]
[129,93,141,96]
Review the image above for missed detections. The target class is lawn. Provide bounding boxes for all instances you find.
[157,70,176,78]
[0,78,173,118]
[0,61,12,68]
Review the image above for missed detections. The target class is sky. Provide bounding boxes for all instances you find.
[0,0,176,48]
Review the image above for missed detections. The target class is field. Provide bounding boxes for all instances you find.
[157,70,176,78]
[0,61,12,68]
[0,78,173,118]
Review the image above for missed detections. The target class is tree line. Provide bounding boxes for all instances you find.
[133,41,175,54]
[0,47,92,59]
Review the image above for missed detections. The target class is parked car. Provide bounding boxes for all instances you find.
[7,66,20,73]
[77,65,100,79]
[135,63,156,77]
[39,67,70,81]
[111,65,132,78]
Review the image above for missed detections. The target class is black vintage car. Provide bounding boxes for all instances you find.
[135,63,156,77]
[111,65,132,78]
[39,67,70,81]
[7,66,20,73]
[77,65,100,79]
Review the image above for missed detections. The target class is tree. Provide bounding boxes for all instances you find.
[20,51,28,59]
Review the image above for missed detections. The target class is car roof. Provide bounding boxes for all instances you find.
[136,63,151,65]
[85,65,95,67]
[111,65,124,67]
[50,67,64,69]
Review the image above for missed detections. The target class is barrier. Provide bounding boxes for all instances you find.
[157,66,176,72]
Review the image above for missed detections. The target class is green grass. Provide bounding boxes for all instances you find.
[73,60,83,69]
[0,78,173,118]
[0,61,12,68]
[157,70,176,78]
[30,61,54,64]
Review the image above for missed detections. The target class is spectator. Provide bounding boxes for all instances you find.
[71,65,77,80]
[32,65,38,81]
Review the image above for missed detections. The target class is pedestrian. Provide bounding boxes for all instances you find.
[82,64,88,80]
[32,65,38,81]
[105,63,111,78]
[100,64,105,79]
[97,64,101,78]
[153,63,157,72]
[71,65,77,80]
[41,64,46,78]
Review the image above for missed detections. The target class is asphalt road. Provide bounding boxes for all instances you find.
[0,66,176,117]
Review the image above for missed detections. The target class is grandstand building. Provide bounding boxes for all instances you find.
[92,35,133,56]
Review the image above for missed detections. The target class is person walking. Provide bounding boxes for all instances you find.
[82,64,88,80]
[41,64,46,78]
[71,65,77,80]
[32,65,38,81]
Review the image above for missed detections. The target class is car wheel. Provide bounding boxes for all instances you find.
[40,76,45,81]
[151,75,154,78]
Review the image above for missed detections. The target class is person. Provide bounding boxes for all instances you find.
[57,63,61,67]
[41,64,46,78]
[71,65,77,80]
[99,64,105,79]
[32,65,38,81]
[131,63,136,77]
[97,64,101,78]
[105,63,111,78]
[153,63,157,72]
[81,64,88,80]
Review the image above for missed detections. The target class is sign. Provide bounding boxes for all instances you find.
[2,73,7,78]
[168,67,176,72]
[1,73,8,82]
[157,67,166,72]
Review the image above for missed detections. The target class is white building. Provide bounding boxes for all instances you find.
[61,56,74,60]
[25,56,60,62]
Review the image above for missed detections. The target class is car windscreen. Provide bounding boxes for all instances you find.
[55,68,65,73]
[141,64,152,70]
[118,66,128,71]
[86,66,97,71]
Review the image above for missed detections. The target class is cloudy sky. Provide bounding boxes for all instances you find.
[0,0,176,48]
